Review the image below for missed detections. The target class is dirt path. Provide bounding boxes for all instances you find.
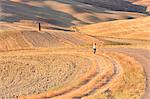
[0,48,146,98]
[0,49,123,99]
[102,48,150,99]
[50,54,122,99]
[17,49,143,99]
[10,48,143,99]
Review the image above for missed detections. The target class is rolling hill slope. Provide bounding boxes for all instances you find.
[0,0,150,99]
[76,16,150,40]
[0,0,149,27]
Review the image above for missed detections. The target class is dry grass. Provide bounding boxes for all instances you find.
[82,52,145,99]
[76,17,150,40]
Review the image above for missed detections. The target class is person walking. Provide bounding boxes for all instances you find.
[93,43,96,54]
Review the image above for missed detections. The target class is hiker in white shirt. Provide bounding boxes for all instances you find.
[93,43,96,54]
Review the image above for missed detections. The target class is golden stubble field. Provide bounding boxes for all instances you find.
[0,0,150,99]
[0,17,149,99]
[0,49,146,99]
[0,17,150,98]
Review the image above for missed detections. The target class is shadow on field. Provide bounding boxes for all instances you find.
[0,0,148,28]
[1,0,82,27]
[48,27,75,32]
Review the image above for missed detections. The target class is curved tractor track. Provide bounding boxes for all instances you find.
[101,48,150,99]
[0,49,145,99]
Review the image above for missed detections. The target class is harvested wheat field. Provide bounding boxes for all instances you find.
[0,0,150,99]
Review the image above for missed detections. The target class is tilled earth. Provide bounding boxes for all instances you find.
[0,49,146,99]
[0,52,91,98]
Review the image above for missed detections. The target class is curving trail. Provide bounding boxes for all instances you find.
[0,22,147,98]
[0,48,145,99]
[40,54,120,99]
[0,1,149,98]
[101,48,150,99]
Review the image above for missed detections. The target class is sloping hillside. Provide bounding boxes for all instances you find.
[0,0,150,99]
[0,20,102,51]
[76,16,150,40]
[131,0,150,11]
[0,17,149,51]
[0,0,149,28]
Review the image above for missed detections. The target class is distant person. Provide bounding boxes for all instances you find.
[93,43,96,54]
